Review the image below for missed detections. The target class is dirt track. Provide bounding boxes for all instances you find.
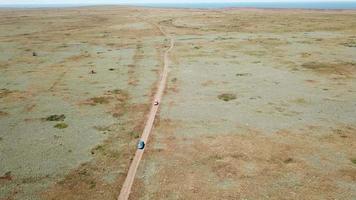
[117,19,174,200]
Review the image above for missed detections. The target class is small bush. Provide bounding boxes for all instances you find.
[284,158,294,163]
[236,73,250,77]
[218,93,236,102]
[130,131,140,139]
[54,123,68,129]
[342,40,356,47]
[89,181,96,189]
[46,114,65,121]
[110,89,124,94]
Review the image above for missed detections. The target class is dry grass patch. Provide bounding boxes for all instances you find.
[0,111,9,117]
[138,127,356,199]
[0,88,13,98]
[301,62,356,77]
[90,97,111,105]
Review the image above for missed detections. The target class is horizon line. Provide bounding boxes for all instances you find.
[1,1,356,5]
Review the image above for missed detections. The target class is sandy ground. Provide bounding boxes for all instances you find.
[0,6,356,200]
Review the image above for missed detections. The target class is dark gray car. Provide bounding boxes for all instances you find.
[137,140,145,150]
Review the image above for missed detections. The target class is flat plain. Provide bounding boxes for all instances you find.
[0,6,355,200]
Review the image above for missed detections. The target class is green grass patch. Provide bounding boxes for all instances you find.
[292,98,308,105]
[46,114,65,121]
[218,93,236,102]
[89,180,96,189]
[342,40,356,47]
[110,89,124,95]
[130,131,140,139]
[351,158,356,164]
[54,123,68,129]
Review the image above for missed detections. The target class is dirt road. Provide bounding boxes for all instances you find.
[117,20,174,200]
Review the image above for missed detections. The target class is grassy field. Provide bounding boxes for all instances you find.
[1,6,356,200]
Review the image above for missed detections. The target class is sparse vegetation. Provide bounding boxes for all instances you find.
[0,88,12,98]
[301,52,311,57]
[0,171,12,181]
[351,159,356,164]
[130,131,140,139]
[90,97,110,105]
[93,125,111,132]
[110,89,124,95]
[210,154,224,161]
[236,73,251,77]
[0,111,9,117]
[89,180,96,189]
[91,145,104,155]
[54,123,68,129]
[342,40,356,47]
[2,6,356,200]
[46,114,66,121]
[292,98,308,104]
[218,93,236,101]
[301,62,356,76]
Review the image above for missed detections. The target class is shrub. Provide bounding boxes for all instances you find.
[218,93,236,102]
[54,123,68,129]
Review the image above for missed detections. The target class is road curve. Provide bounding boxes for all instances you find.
[117,20,174,200]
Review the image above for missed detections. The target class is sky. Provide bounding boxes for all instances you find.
[0,0,355,5]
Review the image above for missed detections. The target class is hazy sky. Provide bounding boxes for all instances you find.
[1,0,355,4]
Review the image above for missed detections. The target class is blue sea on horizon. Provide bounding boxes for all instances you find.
[1,2,356,10]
